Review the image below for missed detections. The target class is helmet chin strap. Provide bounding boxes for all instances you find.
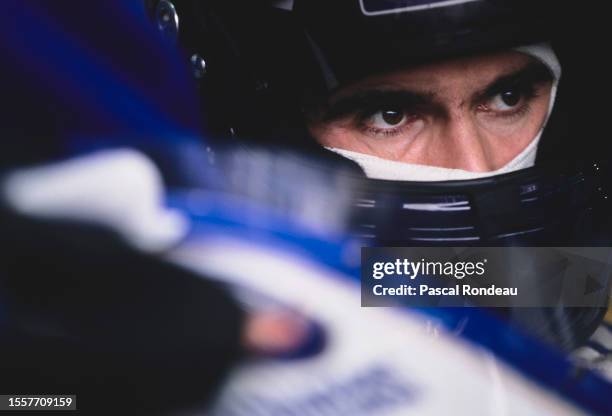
[327,43,561,182]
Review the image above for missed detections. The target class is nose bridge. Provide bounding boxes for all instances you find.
[441,109,493,172]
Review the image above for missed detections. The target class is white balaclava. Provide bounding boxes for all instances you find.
[326,43,562,181]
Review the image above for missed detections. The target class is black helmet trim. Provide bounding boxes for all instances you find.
[359,0,481,17]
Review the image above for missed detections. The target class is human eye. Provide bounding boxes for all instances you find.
[490,88,525,111]
[357,107,419,138]
[478,83,539,119]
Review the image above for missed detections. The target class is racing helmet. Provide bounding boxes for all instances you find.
[146,0,610,244]
[145,0,612,350]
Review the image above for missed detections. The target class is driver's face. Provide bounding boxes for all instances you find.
[307,51,554,172]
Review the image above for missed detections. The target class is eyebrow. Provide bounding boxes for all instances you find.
[321,89,434,121]
[473,60,554,105]
[317,60,554,121]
